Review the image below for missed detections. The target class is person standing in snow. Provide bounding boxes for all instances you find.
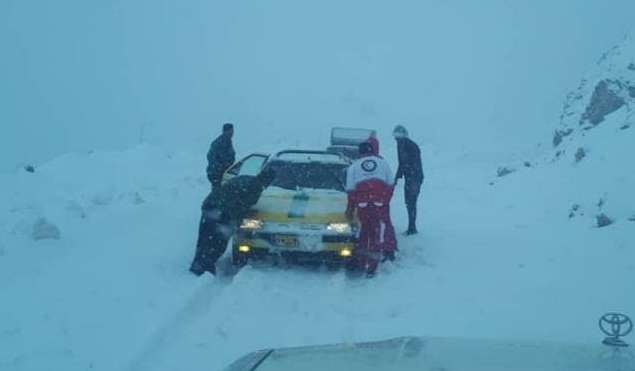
[206,123,236,192]
[190,167,276,276]
[393,125,424,235]
[346,142,397,277]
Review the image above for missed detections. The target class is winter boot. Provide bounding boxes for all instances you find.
[382,250,396,262]
[406,204,418,235]
[189,260,205,276]
[365,259,379,278]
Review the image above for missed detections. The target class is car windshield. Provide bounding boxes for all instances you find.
[267,161,346,192]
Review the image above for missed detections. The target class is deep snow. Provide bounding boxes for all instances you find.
[1,111,634,370]
[2,2,635,371]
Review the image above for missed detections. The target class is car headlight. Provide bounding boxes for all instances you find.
[327,222,352,234]
[339,247,353,257]
[240,218,264,230]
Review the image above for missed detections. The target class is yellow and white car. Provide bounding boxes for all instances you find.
[223,150,358,267]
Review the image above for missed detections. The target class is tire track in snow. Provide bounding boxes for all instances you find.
[125,264,235,371]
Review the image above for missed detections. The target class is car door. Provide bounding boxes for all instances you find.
[222,154,270,183]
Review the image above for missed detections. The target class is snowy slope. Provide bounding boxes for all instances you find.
[547,33,635,226]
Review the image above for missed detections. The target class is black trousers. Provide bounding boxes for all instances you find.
[404,179,422,231]
[191,210,231,273]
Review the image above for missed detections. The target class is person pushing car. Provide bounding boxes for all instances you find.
[190,167,276,276]
[346,142,397,277]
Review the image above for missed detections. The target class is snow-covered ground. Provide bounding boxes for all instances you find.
[1,105,634,371]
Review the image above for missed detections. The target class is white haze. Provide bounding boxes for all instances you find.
[1,0,634,171]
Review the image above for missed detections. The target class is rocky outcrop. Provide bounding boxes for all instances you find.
[580,80,626,126]
[555,34,635,149]
[596,213,614,228]
[574,147,587,163]
[32,218,61,241]
[496,167,515,178]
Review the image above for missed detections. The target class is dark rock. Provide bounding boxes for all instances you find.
[523,161,532,168]
[24,165,35,173]
[596,213,613,228]
[574,148,586,163]
[581,80,626,126]
[621,124,631,130]
[628,215,635,222]
[32,218,61,240]
[568,204,580,218]
[553,129,573,147]
[496,167,515,178]
[628,63,635,71]
[628,86,635,98]
[553,131,563,147]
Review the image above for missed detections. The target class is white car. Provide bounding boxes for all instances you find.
[224,150,359,267]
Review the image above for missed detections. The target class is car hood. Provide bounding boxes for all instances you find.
[223,336,635,371]
[253,186,349,224]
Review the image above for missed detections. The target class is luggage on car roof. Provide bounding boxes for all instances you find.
[327,127,376,159]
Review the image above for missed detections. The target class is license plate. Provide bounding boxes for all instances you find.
[273,235,298,248]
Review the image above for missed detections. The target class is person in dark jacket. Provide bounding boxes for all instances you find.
[393,125,424,235]
[190,167,276,276]
[206,123,236,191]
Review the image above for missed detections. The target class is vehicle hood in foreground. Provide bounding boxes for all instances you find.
[224,336,634,371]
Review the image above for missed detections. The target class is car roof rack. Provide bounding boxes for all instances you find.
[330,127,376,146]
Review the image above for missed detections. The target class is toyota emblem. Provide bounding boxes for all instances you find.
[599,313,633,347]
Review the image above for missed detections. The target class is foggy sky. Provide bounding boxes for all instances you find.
[1,0,633,171]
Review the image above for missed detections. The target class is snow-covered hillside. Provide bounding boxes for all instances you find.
[548,33,635,227]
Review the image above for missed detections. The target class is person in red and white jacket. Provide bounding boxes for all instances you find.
[346,142,397,277]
